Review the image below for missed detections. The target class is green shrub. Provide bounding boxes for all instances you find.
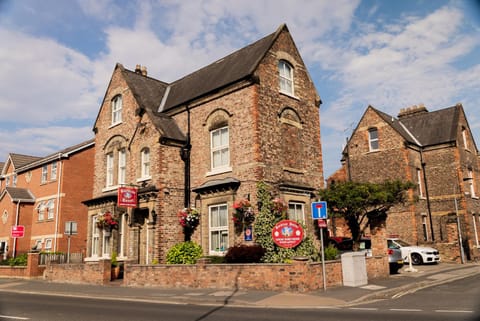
[324,244,339,261]
[225,244,265,263]
[166,241,203,264]
[204,256,225,264]
[7,253,28,266]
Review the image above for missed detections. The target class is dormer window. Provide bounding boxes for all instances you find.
[111,95,123,125]
[278,60,294,95]
[368,128,379,151]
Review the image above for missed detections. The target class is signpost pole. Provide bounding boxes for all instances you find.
[320,224,326,292]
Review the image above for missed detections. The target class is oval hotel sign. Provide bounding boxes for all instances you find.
[272,220,304,248]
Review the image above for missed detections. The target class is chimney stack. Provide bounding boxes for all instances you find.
[398,104,428,119]
[135,64,142,74]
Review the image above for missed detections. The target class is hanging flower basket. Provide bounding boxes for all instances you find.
[233,199,255,232]
[272,198,288,219]
[178,207,200,231]
[96,211,119,230]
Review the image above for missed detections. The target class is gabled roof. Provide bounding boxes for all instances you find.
[1,187,35,203]
[160,24,285,112]
[367,104,474,149]
[400,106,459,147]
[1,153,42,176]
[121,68,186,143]
[16,139,95,173]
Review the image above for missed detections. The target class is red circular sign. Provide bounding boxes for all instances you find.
[272,220,304,248]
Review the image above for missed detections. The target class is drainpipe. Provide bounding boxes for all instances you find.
[53,156,63,252]
[12,200,21,258]
[180,107,191,209]
[420,150,434,241]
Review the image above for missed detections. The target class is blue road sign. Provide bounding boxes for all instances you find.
[311,201,327,219]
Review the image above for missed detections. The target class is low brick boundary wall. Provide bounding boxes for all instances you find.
[0,253,45,278]
[43,259,111,285]
[125,260,344,292]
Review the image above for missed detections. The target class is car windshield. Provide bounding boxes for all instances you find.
[394,239,411,247]
[387,240,400,249]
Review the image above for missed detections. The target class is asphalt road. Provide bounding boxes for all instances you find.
[0,275,479,321]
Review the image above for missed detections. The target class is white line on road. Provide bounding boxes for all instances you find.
[435,310,474,314]
[389,308,423,312]
[348,308,378,311]
[0,315,29,320]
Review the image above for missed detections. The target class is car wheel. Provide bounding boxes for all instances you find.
[411,253,423,265]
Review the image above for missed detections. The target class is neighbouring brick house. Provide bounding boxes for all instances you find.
[82,24,324,265]
[0,140,94,259]
[329,103,480,262]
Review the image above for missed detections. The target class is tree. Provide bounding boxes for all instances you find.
[318,180,416,246]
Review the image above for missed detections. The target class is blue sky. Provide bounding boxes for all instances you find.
[0,0,479,179]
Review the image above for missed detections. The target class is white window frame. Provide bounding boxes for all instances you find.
[118,213,126,258]
[288,202,305,222]
[44,239,53,250]
[472,214,479,248]
[91,216,100,258]
[106,153,114,187]
[279,60,294,95]
[368,128,379,151]
[12,174,17,187]
[421,214,429,241]
[51,161,57,180]
[36,202,45,221]
[462,127,469,150]
[468,169,476,198]
[141,148,150,179]
[111,95,122,125]
[118,149,126,185]
[210,126,230,172]
[41,165,48,183]
[417,169,424,198]
[46,199,55,220]
[209,204,229,255]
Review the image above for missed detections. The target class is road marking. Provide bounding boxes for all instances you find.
[389,308,423,312]
[435,310,473,314]
[349,308,378,311]
[0,315,29,320]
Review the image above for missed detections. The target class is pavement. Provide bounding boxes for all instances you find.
[0,262,478,309]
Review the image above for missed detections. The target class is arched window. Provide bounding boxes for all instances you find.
[278,60,294,95]
[111,95,123,125]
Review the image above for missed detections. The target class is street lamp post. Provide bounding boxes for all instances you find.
[454,196,465,264]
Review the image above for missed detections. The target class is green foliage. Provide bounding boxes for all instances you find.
[166,241,203,264]
[5,253,28,266]
[323,244,339,261]
[225,244,265,263]
[204,255,226,264]
[253,182,319,263]
[318,180,416,241]
[111,251,118,267]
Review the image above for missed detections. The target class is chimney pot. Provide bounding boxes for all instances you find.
[135,64,142,74]
[141,66,147,76]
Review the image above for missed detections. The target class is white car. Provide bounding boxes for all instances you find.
[387,238,440,265]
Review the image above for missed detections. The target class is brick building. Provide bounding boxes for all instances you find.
[82,24,324,264]
[331,103,480,262]
[0,140,94,259]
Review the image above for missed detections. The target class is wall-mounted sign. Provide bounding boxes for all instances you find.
[117,186,138,208]
[244,226,253,241]
[11,225,25,238]
[271,220,304,248]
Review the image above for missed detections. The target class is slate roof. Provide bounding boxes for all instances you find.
[114,24,287,145]
[121,68,186,143]
[3,187,35,202]
[160,26,282,112]
[400,106,459,147]
[371,104,467,148]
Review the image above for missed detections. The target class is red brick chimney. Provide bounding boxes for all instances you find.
[398,103,428,119]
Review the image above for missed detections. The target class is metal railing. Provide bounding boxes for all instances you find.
[39,252,83,265]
